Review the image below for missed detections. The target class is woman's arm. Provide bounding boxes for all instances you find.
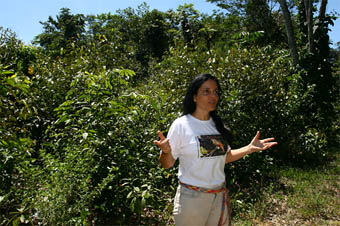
[154,130,176,169]
[159,151,176,169]
[226,131,277,163]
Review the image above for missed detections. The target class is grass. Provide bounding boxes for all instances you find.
[107,148,340,226]
[233,149,340,226]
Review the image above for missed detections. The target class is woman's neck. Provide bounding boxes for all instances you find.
[191,111,210,121]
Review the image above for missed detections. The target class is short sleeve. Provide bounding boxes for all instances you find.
[167,120,182,160]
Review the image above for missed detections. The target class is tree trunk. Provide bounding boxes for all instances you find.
[316,0,330,57]
[318,0,328,21]
[278,0,298,65]
[304,0,314,53]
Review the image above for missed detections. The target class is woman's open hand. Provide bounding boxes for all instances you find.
[249,131,277,153]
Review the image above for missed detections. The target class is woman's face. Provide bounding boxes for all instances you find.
[193,79,219,114]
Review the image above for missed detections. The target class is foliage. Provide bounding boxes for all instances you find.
[0,2,338,225]
[206,0,285,45]
[0,64,38,225]
[0,27,37,77]
[33,8,86,55]
[0,31,37,226]
[294,0,338,147]
[232,150,340,225]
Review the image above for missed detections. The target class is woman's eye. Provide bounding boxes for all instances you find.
[202,89,219,96]
[203,90,210,95]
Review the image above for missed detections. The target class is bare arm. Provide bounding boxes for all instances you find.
[226,131,277,163]
[154,130,176,169]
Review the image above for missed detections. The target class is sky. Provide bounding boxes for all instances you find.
[1,0,339,48]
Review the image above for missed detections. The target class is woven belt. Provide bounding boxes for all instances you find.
[179,181,232,226]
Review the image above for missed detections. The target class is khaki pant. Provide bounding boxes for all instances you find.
[173,184,230,226]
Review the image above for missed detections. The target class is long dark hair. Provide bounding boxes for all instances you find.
[183,73,233,144]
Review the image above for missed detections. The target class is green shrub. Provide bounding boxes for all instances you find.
[1,19,337,225]
[148,44,337,212]
[0,65,39,225]
[26,66,179,225]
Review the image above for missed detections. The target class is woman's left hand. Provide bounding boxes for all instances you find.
[249,131,277,153]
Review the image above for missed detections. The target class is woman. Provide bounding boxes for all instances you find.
[154,73,277,226]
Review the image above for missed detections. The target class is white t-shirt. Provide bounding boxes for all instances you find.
[167,114,230,188]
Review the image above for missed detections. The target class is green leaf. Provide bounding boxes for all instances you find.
[0,70,14,76]
[127,191,133,199]
[130,197,136,212]
[83,132,88,139]
[20,215,25,223]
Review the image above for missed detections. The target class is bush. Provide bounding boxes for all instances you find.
[148,44,337,212]
[1,23,337,225]
[0,64,39,225]
[25,66,179,225]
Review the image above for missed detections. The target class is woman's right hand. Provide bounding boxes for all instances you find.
[154,130,171,154]
[155,130,175,169]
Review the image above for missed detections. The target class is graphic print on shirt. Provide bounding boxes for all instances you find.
[197,135,228,158]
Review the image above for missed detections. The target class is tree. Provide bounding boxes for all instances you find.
[304,0,314,52]
[206,0,248,16]
[0,27,37,77]
[140,9,170,59]
[300,0,328,54]
[279,0,337,138]
[278,0,298,65]
[33,8,86,53]
[206,0,285,46]
[245,0,284,45]
[85,4,171,75]
[166,4,204,47]
[278,0,333,62]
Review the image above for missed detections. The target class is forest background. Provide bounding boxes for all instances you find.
[1,0,339,225]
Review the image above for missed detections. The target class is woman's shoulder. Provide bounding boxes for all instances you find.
[169,114,190,129]
[173,114,191,124]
